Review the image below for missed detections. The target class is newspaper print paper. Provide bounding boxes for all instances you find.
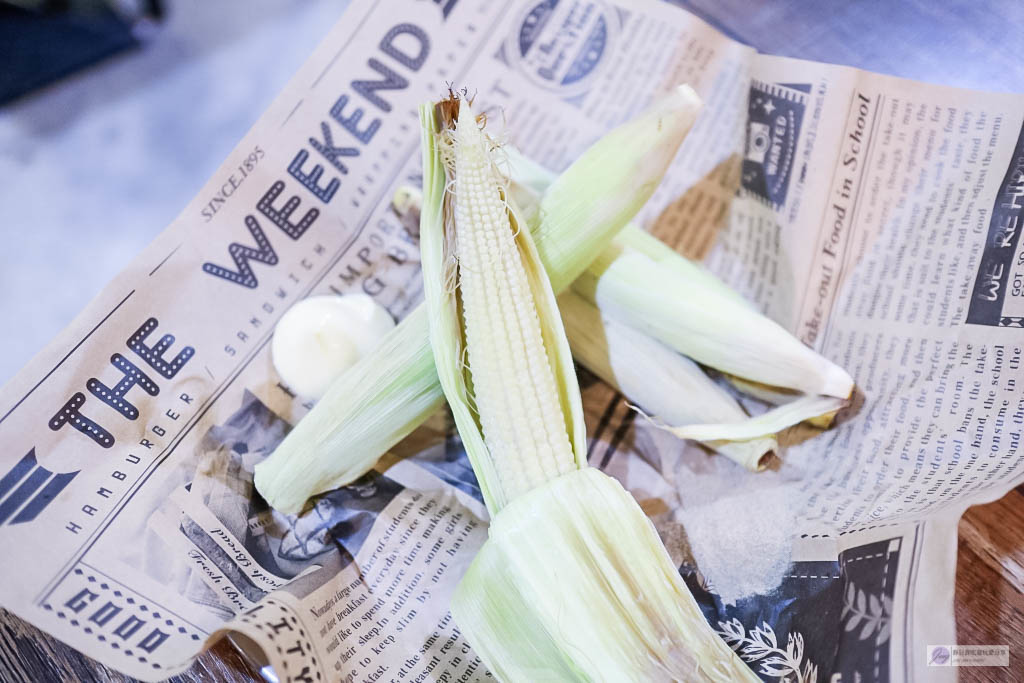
[1,1,1022,681]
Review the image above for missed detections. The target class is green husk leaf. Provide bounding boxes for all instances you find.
[253,306,443,514]
[638,393,848,443]
[507,145,854,405]
[453,468,760,682]
[573,244,855,398]
[558,291,776,471]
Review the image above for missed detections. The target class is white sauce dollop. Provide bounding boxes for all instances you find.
[271,294,395,399]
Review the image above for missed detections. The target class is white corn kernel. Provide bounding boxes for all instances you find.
[448,100,575,500]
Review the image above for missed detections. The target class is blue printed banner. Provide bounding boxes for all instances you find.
[741,80,810,209]
[966,120,1024,326]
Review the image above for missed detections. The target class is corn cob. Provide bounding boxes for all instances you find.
[419,94,585,511]
[394,174,841,470]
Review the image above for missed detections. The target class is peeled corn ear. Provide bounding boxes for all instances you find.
[423,91,755,683]
[453,468,759,682]
[388,185,839,470]
[393,157,849,470]
[420,96,586,512]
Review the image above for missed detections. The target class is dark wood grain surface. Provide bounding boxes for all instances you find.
[3,1,1023,681]
[955,489,1024,681]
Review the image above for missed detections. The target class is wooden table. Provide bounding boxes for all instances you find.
[2,1,1023,681]
[956,489,1024,681]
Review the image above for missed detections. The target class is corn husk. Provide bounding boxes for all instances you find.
[453,468,759,682]
[724,374,840,429]
[507,146,853,408]
[505,148,749,310]
[536,86,703,293]
[611,225,752,308]
[558,291,776,471]
[638,393,847,441]
[573,243,855,398]
[253,308,444,513]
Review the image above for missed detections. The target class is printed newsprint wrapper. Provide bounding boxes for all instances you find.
[1,0,1022,680]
